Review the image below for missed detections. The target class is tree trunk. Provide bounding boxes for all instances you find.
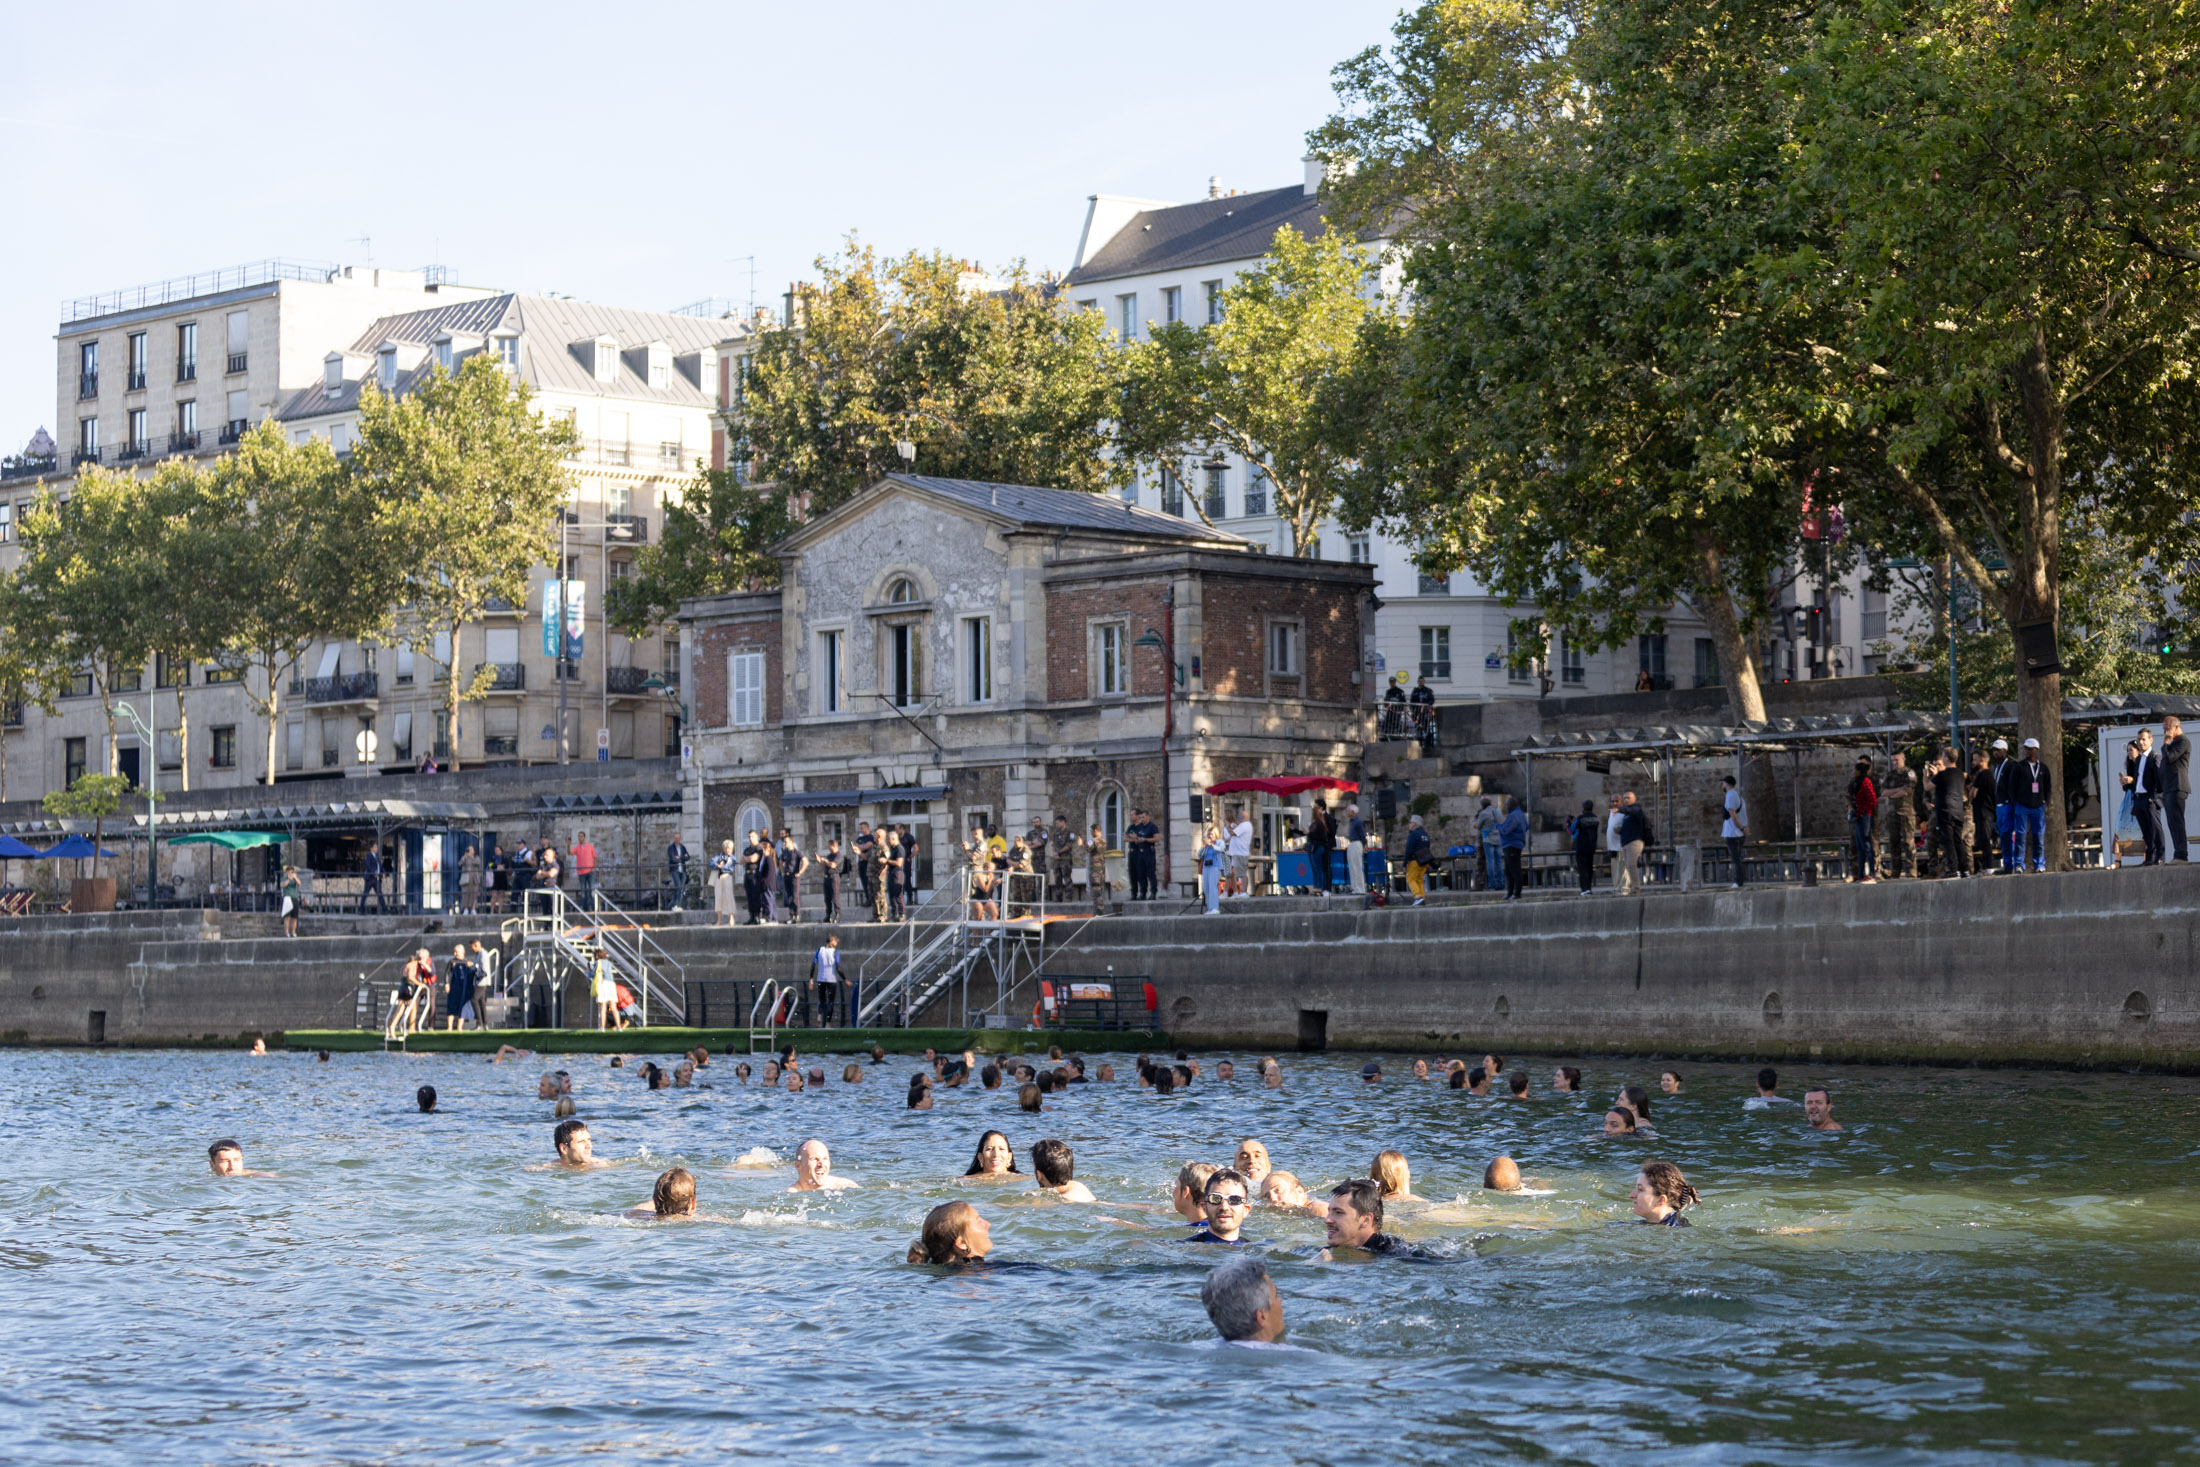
[444,613,463,772]
[175,684,190,793]
[263,665,283,786]
[2004,333,2068,870]
[1690,538,1780,844]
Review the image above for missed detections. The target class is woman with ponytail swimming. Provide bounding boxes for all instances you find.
[1631,1160,1701,1227]
[907,1201,991,1265]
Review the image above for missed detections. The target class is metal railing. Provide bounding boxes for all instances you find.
[78,371,98,399]
[64,259,333,324]
[290,672,378,702]
[126,368,147,391]
[176,360,197,382]
[4,454,57,480]
[605,512,649,542]
[168,430,201,452]
[606,666,650,695]
[117,441,150,461]
[475,662,525,691]
[226,352,248,375]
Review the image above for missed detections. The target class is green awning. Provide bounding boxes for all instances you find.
[165,831,290,850]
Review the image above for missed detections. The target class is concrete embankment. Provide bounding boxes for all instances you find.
[4,868,2198,1067]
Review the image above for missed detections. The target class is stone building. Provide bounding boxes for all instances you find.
[679,474,1375,895]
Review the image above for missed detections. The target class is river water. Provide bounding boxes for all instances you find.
[4,1048,2197,1464]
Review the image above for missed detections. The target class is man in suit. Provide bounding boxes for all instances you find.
[2125,727,2167,867]
[1988,738,2017,873]
[2163,715,2191,862]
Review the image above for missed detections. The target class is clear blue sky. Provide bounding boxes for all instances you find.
[1,0,1403,454]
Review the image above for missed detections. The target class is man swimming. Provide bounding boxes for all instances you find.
[1745,1067,1796,1109]
[1233,1139,1273,1198]
[1173,1161,1219,1227]
[1031,1139,1095,1202]
[790,1138,859,1191]
[206,1139,270,1177]
[1483,1155,1523,1192]
[1323,1178,1416,1257]
[415,1085,437,1113]
[1186,1168,1254,1244]
[1804,1088,1845,1131]
[552,1118,600,1168]
[1507,1071,1530,1098]
[1202,1255,1292,1347]
[625,1167,697,1219]
[1465,1067,1492,1096]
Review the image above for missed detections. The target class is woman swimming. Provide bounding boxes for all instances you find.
[1632,1160,1700,1226]
[963,1130,1019,1180]
[1371,1149,1425,1203]
[1602,1108,1639,1137]
[907,1201,992,1265]
[907,1073,934,1110]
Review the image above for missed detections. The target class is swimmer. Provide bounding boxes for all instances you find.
[907,1201,991,1265]
[489,1044,532,1064]
[870,1044,886,1064]
[980,1063,1001,1089]
[1412,1058,1430,1080]
[206,1139,270,1177]
[1031,1139,1095,1202]
[1464,1067,1491,1096]
[1744,1066,1794,1109]
[1323,1178,1413,1257]
[553,1096,577,1118]
[760,1061,780,1086]
[317,1049,330,1063]
[1483,1155,1523,1192]
[784,1069,805,1093]
[1213,1059,1232,1082]
[556,1070,572,1095]
[1018,1083,1043,1112]
[1448,1067,1468,1090]
[1660,1068,1682,1094]
[1371,1149,1425,1203]
[1554,1065,1582,1093]
[1232,1139,1272,1197]
[416,1085,438,1113]
[1617,1085,1655,1129]
[1036,1071,1057,1095]
[550,1118,600,1168]
[538,1073,560,1100]
[1173,1161,1220,1226]
[1203,1255,1290,1346]
[1152,1068,1178,1096]
[1632,1160,1700,1226]
[1263,1064,1283,1089]
[1187,1168,1255,1244]
[649,1068,673,1091]
[1360,1060,1383,1084]
[1507,1071,1530,1098]
[806,1066,826,1087]
[688,1046,711,1069]
[1262,1169,1328,1219]
[248,1038,266,1056]
[790,1138,859,1192]
[625,1167,698,1220]
[843,1063,863,1084]
[1483,1053,1504,1076]
[673,1060,694,1088]
[1804,1088,1844,1131]
[1097,1064,1116,1083]
[732,1146,779,1168]
[963,1130,1020,1180]
[908,1073,933,1110]
[1602,1108,1638,1136]
[734,1062,752,1084]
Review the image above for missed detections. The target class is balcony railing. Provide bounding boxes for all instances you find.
[169,430,201,452]
[78,371,98,399]
[606,666,651,695]
[118,441,150,461]
[176,359,197,383]
[219,421,246,445]
[226,352,249,375]
[71,447,101,467]
[289,672,379,703]
[126,368,147,391]
[483,594,519,613]
[605,512,649,543]
[475,662,525,691]
[483,735,518,756]
[2,454,57,481]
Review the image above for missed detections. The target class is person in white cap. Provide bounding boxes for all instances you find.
[2008,736,2052,872]
[1987,737,2016,873]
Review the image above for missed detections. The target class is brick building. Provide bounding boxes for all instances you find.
[679,474,1375,896]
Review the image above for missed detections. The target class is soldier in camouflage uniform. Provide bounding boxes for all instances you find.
[1049,816,1078,903]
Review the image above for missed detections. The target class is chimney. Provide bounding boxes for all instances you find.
[1208,176,1223,200]
[1303,155,1326,196]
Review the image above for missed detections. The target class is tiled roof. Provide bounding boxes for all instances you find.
[1065,185,1328,286]
[888,474,1248,542]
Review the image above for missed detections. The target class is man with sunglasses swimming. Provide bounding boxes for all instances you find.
[1183,1167,1257,1245]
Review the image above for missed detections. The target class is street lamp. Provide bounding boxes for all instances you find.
[553,513,636,766]
[111,700,159,906]
[1134,622,1176,889]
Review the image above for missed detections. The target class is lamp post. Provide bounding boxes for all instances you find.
[112,699,158,906]
[552,513,636,766]
[1134,600,1179,890]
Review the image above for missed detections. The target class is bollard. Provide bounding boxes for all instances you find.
[1802,855,1818,887]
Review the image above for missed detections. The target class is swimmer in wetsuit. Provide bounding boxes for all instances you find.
[1632,1160,1699,1226]
[1323,1178,1420,1257]
[1185,1168,1254,1244]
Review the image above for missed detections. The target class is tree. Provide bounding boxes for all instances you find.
[1116,225,1381,556]
[1321,0,1840,730]
[204,425,393,784]
[348,353,574,771]
[607,467,794,636]
[124,460,229,792]
[43,772,131,879]
[0,570,68,803]
[1795,0,2200,868]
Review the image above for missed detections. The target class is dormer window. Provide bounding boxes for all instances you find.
[645,340,670,391]
[494,334,520,369]
[377,346,397,391]
[701,352,718,397]
[434,335,454,373]
[324,352,345,391]
[593,336,619,383]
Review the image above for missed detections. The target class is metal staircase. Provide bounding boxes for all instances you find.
[852,870,1097,1028]
[501,887,687,1028]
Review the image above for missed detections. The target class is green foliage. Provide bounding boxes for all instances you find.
[0,569,68,802]
[44,772,133,876]
[1117,225,1379,555]
[607,468,794,636]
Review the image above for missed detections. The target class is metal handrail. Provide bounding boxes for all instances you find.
[580,888,685,1025]
[851,868,968,1011]
[750,979,782,1051]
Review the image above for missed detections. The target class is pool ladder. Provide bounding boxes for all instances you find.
[748,980,783,1053]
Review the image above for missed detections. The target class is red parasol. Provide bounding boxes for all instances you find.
[1204,776,1360,796]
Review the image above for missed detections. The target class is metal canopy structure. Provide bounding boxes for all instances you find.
[133,798,491,835]
[537,789,682,814]
[1955,692,2200,728]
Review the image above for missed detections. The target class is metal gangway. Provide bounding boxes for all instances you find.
[852,867,1098,1028]
[499,886,687,1029]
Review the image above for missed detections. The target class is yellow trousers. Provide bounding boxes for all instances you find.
[1406,860,1428,898]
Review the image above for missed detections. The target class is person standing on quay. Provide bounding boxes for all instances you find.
[571,830,597,911]
[1722,774,1748,888]
[1126,806,1160,901]
[1967,750,2000,874]
[1475,796,1504,893]
[710,839,738,925]
[458,838,480,915]
[2161,716,2191,862]
[1988,737,2018,873]
[755,833,781,924]
[1498,800,1529,901]
[665,836,691,909]
[778,829,806,922]
[1302,803,1334,895]
[357,844,387,915]
[1343,803,1368,896]
[2124,727,2167,867]
[1403,813,1432,905]
[1089,823,1113,914]
[1569,800,1600,896]
[2010,737,2052,872]
[1930,752,1971,878]
[820,837,847,923]
[1847,757,1879,883]
[1878,752,1918,879]
[1613,792,1649,897]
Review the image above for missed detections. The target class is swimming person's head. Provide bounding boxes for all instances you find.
[1557,1066,1582,1092]
[734,1062,752,1083]
[554,1119,592,1164]
[1620,1085,1652,1120]
[1603,1108,1637,1136]
[1371,1149,1412,1198]
[1202,1167,1253,1242]
[1233,1138,1272,1183]
[907,1073,932,1110]
[1449,1066,1468,1090]
[1152,1067,1177,1096]
[1484,1054,1504,1075]
[1326,1178,1384,1250]
[553,1096,577,1118]
[1175,1161,1220,1220]
[907,1201,991,1265]
[1632,1160,1700,1222]
[1018,1083,1043,1112]
[1202,1255,1287,1344]
[1804,1088,1842,1130]
[1263,1170,1310,1208]
[965,1130,1018,1176]
[980,1064,1001,1089]
[651,1167,697,1217]
[1660,1069,1682,1094]
[1467,1067,1489,1094]
[1036,1071,1056,1094]
[1508,1071,1530,1097]
[783,1069,805,1093]
[793,1139,834,1190]
[208,1140,244,1176]
[1757,1067,1779,1096]
[843,1063,863,1084]
[1483,1155,1522,1192]
[416,1085,437,1113]
[1031,1138,1076,1188]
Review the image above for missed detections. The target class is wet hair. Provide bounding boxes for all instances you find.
[553,1096,577,1118]
[734,1062,752,1082]
[1175,1049,1190,1061]
[1371,1150,1411,1198]
[907,1073,932,1108]
[209,1139,241,1161]
[980,1064,1001,1088]
[1068,1057,1087,1077]
[553,1118,589,1153]
[1559,1066,1582,1091]
[1096,1064,1115,1082]
[1449,1067,1468,1090]
[1152,1068,1178,1095]
[1486,1055,1505,1074]
[907,1201,983,1265]
[1330,1178,1385,1229]
[1757,1067,1779,1092]
[652,1167,696,1216]
[1171,1064,1193,1087]
[1018,1084,1043,1112]
[1049,1045,1064,1060]
[1605,1108,1637,1133]
[1032,1138,1076,1187]
[1483,1155,1521,1191]
[1177,1161,1219,1201]
[1621,1085,1653,1119]
[1468,1067,1488,1088]
[1661,1069,1681,1085]
[649,1069,672,1090]
[843,1063,863,1083]
[964,1130,1020,1175]
[1508,1071,1530,1096]
[316,1049,330,1062]
[416,1085,437,1113]
[1036,1071,1056,1094]
[1052,1066,1072,1088]
[807,1067,826,1086]
[1204,1167,1251,1202]
[1202,1255,1276,1342]
[1638,1160,1701,1213]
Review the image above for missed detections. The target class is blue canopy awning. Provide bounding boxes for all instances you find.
[35,835,118,860]
[0,834,41,858]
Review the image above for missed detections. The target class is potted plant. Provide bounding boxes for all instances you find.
[44,772,131,913]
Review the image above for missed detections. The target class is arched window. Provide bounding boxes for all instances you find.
[1099,789,1124,850]
[737,802,773,847]
[887,577,917,604]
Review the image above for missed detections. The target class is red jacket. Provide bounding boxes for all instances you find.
[1848,775,1879,820]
